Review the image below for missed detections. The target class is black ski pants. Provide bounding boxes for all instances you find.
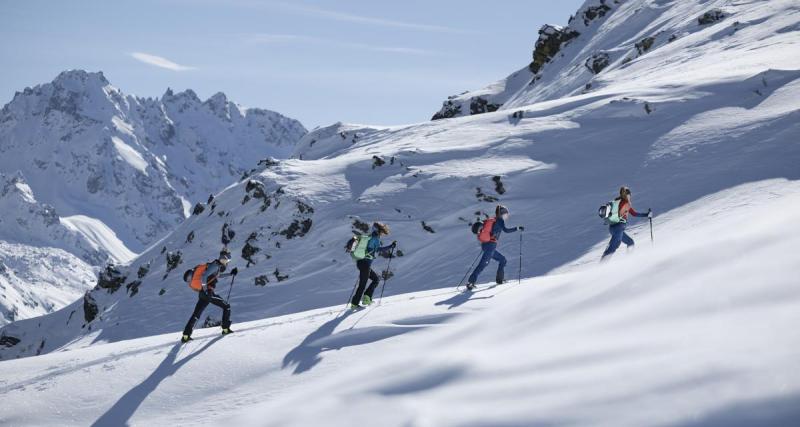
[183,289,231,337]
[351,259,380,305]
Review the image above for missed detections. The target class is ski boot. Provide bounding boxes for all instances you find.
[181,334,193,344]
[465,282,476,291]
[361,295,373,306]
[222,327,234,335]
[348,303,364,311]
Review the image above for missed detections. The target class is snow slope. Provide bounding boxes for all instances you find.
[0,181,798,426]
[0,70,307,252]
[1,0,798,360]
[59,216,136,265]
[432,0,800,119]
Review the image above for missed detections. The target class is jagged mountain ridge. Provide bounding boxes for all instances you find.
[0,71,306,325]
[1,0,798,359]
[0,70,307,252]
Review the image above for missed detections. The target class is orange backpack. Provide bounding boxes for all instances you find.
[188,263,208,292]
[477,217,496,243]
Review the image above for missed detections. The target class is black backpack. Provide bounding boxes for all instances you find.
[344,235,358,253]
[471,221,483,235]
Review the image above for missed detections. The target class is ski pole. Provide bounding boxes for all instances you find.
[457,251,483,291]
[518,232,523,285]
[225,275,236,303]
[346,277,359,308]
[649,212,654,244]
[378,247,396,304]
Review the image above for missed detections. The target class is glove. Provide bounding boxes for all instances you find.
[391,241,397,248]
[518,226,525,232]
[231,267,239,276]
[647,209,653,218]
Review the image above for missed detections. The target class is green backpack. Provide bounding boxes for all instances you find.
[346,234,371,260]
[599,199,623,224]
[608,199,622,224]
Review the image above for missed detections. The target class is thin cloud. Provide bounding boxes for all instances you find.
[130,52,194,71]
[276,3,468,34]
[248,33,438,56]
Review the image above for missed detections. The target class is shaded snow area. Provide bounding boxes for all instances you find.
[0,182,798,426]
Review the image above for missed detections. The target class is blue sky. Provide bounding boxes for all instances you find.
[0,0,584,129]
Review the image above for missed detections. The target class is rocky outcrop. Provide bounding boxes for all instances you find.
[431,98,463,120]
[635,37,655,55]
[585,52,611,74]
[470,98,502,115]
[529,25,581,74]
[96,265,127,294]
[83,292,99,323]
[698,9,726,25]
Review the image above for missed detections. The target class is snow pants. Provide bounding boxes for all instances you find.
[183,289,231,337]
[352,259,380,305]
[601,222,634,259]
[468,242,506,285]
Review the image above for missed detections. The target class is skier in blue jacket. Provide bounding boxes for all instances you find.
[467,205,524,290]
[350,222,396,309]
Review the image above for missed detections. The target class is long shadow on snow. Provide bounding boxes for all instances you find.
[91,336,223,427]
[435,291,494,310]
[282,311,427,375]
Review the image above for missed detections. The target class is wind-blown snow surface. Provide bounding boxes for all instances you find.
[0,182,798,426]
[1,0,798,360]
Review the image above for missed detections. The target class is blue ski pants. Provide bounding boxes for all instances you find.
[468,242,506,284]
[601,222,634,259]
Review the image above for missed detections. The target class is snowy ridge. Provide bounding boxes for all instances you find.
[431,0,799,119]
[0,70,307,252]
[0,171,116,266]
[0,182,798,426]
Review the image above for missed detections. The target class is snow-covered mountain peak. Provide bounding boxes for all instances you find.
[203,91,237,121]
[0,70,307,253]
[51,69,111,93]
